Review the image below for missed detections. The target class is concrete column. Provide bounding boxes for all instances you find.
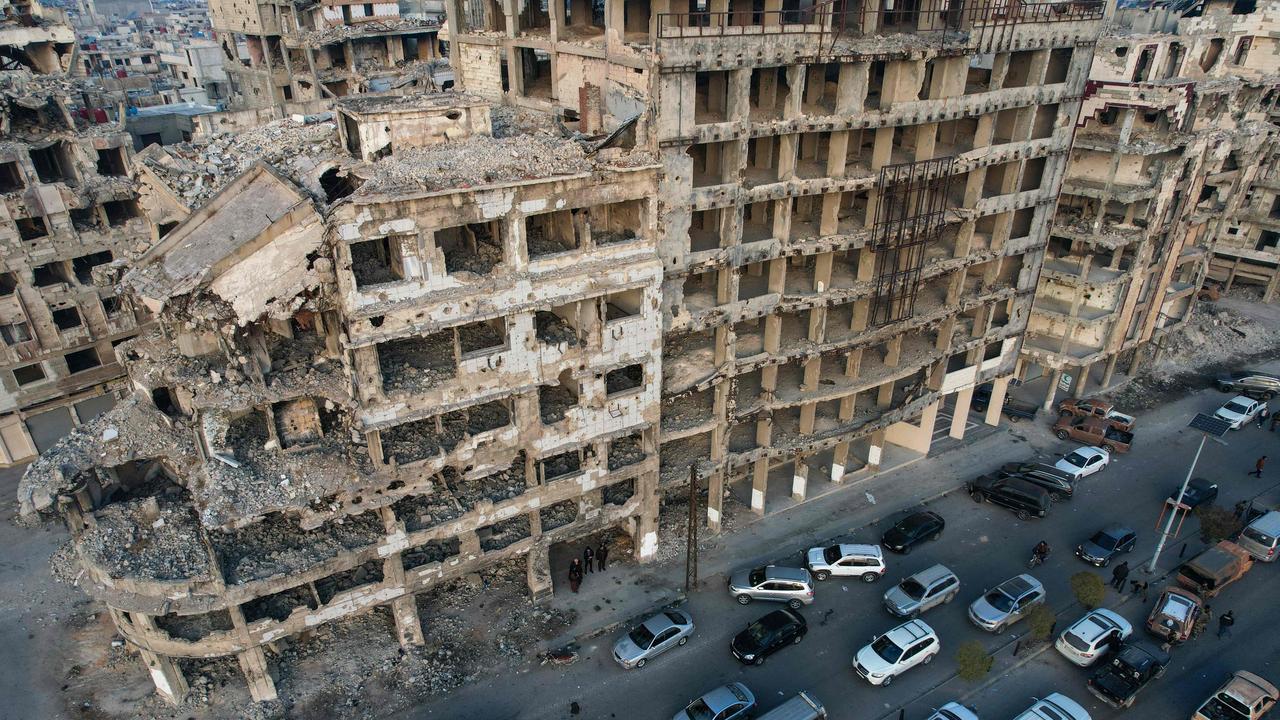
[1127,344,1147,376]
[751,458,768,515]
[791,455,809,501]
[950,386,974,439]
[1043,368,1062,411]
[633,491,659,561]
[526,542,554,602]
[139,648,188,704]
[237,646,278,703]
[984,376,1010,427]
[1101,353,1120,389]
[831,441,850,482]
[391,594,426,646]
[706,469,725,532]
[1072,363,1091,399]
[868,429,886,471]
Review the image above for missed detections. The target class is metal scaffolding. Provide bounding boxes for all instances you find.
[870,157,955,327]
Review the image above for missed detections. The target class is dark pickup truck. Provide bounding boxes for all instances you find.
[1052,416,1134,453]
[973,383,1038,422]
[1087,641,1171,709]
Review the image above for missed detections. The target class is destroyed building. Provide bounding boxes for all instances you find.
[0,0,152,465]
[1020,0,1280,399]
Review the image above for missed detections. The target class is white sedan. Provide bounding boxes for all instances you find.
[1055,608,1132,667]
[1214,395,1264,430]
[1054,446,1110,481]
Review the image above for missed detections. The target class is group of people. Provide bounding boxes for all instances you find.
[567,542,610,593]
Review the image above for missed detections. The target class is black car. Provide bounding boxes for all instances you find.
[1076,525,1137,567]
[1217,371,1280,399]
[999,462,1077,502]
[1087,641,1170,709]
[1170,477,1218,509]
[730,608,806,666]
[967,475,1050,520]
[881,511,945,554]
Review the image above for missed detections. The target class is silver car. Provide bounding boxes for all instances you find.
[612,609,694,669]
[968,574,1045,633]
[884,564,960,618]
[728,565,814,609]
[674,682,756,720]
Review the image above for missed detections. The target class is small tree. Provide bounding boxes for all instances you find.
[1027,604,1057,642]
[1071,571,1107,608]
[1197,506,1243,544]
[955,640,994,682]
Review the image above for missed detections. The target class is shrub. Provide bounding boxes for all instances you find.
[1196,506,1243,544]
[1071,571,1107,608]
[955,640,994,682]
[1027,604,1057,641]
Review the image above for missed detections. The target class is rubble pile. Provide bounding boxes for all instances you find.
[1158,298,1280,367]
[300,17,439,46]
[211,510,385,585]
[79,499,213,582]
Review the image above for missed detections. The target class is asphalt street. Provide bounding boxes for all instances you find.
[406,380,1280,720]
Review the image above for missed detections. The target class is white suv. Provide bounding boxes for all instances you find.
[1012,693,1092,720]
[1055,608,1132,667]
[853,619,940,687]
[806,543,886,582]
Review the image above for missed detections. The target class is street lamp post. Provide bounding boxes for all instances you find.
[1147,413,1231,574]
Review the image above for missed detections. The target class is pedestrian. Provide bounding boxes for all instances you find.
[1257,406,1270,429]
[583,545,595,573]
[1271,412,1279,432]
[1218,610,1235,639]
[1110,561,1129,590]
[1250,455,1268,478]
[1235,500,1249,519]
[568,558,583,593]
[596,542,609,571]
[1130,579,1149,602]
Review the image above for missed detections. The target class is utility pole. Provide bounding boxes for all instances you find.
[685,465,700,592]
[1148,414,1230,574]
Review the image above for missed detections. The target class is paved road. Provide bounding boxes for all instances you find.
[402,375,1280,720]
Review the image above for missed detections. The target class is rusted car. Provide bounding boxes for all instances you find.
[1176,541,1253,599]
[1145,586,1203,643]
[1052,416,1134,453]
[1193,671,1278,720]
[1057,398,1136,432]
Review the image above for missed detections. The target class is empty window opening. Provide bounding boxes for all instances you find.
[1045,48,1072,84]
[539,370,579,424]
[32,261,71,286]
[453,455,527,508]
[66,347,102,373]
[101,296,123,316]
[605,364,644,396]
[401,536,461,569]
[1257,230,1280,251]
[377,331,457,394]
[436,221,504,276]
[517,0,551,32]
[965,56,992,94]
[535,304,581,346]
[29,142,75,184]
[1002,51,1035,88]
[151,386,181,417]
[457,318,506,355]
[15,216,47,241]
[52,306,83,330]
[242,585,318,623]
[591,199,643,245]
[749,67,791,119]
[1133,45,1156,82]
[1020,157,1047,192]
[381,399,511,464]
[13,363,45,385]
[539,449,582,482]
[603,477,635,505]
[689,208,723,252]
[154,610,234,641]
[622,0,651,40]
[95,146,129,176]
[517,47,552,99]
[69,207,99,231]
[0,161,23,192]
[315,560,384,604]
[72,250,113,284]
[688,141,730,188]
[745,136,781,185]
[349,236,405,287]
[609,431,645,470]
[539,499,577,533]
[479,514,531,552]
[102,199,140,226]
[604,288,643,322]
[321,167,362,204]
[1164,43,1184,78]
[0,272,16,295]
[737,262,772,301]
[1233,0,1256,13]
[1232,37,1252,66]
[526,209,582,259]
[272,397,324,449]
[562,0,605,35]
[1032,104,1059,140]
[1201,38,1223,71]
[0,321,32,345]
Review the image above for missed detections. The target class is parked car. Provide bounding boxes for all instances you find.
[1057,398,1136,431]
[612,609,694,669]
[1087,641,1170,708]
[1053,446,1110,481]
[968,574,1045,632]
[1217,370,1280,400]
[974,383,1039,422]
[1238,510,1280,562]
[883,564,960,618]
[1146,586,1204,643]
[967,474,1051,520]
[1176,540,1253,598]
[731,607,806,666]
[1215,395,1265,430]
[728,566,814,608]
[1053,416,1134,453]
[852,619,940,686]
[1055,608,1133,667]
[674,683,756,720]
[806,543,886,582]
[1192,671,1278,720]
[880,510,945,554]
[925,703,979,720]
[1075,526,1137,567]
[998,462,1077,501]
[1170,477,1219,509]
[755,691,826,720]
[1010,693,1092,720]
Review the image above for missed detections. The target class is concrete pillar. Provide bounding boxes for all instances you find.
[1101,353,1120,388]
[984,376,1010,427]
[237,646,277,703]
[706,469,725,532]
[633,495,659,561]
[1043,368,1062,411]
[1127,344,1147,376]
[867,429,886,471]
[526,543,554,602]
[950,386,974,439]
[791,455,809,502]
[751,459,768,515]
[139,648,188,704]
[390,594,425,646]
[1072,363,1091,399]
[831,441,850,483]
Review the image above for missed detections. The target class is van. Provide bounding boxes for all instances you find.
[1237,511,1280,562]
[1175,541,1253,598]
[755,691,826,720]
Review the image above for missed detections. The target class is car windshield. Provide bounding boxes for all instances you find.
[1212,693,1254,719]
[748,568,765,586]
[1063,452,1088,468]
[871,635,903,663]
[664,611,687,625]
[899,579,927,600]
[744,618,778,644]
[684,700,715,720]
[984,589,1016,612]
[1064,632,1092,652]
[823,546,842,564]
[1243,526,1277,545]
[1091,531,1121,550]
[1225,401,1252,414]
[628,624,656,648]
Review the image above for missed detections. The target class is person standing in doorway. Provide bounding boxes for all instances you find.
[583,545,595,573]
[1111,561,1130,590]
[1218,610,1235,639]
[1250,456,1268,478]
[597,542,609,571]
[569,558,583,593]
